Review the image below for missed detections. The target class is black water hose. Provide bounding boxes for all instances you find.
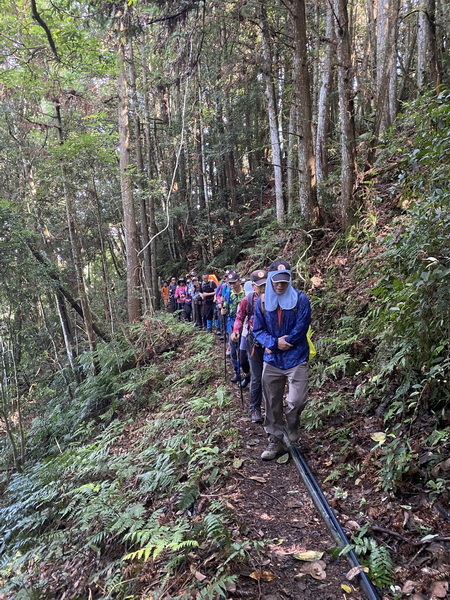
[283,433,381,600]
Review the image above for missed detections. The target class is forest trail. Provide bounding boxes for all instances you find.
[206,335,369,600]
[198,331,449,600]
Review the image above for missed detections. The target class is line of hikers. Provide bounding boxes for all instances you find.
[160,260,312,462]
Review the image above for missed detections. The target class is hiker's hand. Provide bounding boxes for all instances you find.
[221,308,227,315]
[278,336,293,351]
[230,332,239,342]
[265,348,272,354]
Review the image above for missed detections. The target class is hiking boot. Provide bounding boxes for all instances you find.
[230,373,241,383]
[250,409,263,424]
[261,436,285,460]
[239,375,251,388]
[287,427,300,442]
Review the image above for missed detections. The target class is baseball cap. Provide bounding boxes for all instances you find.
[250,269,268,286]
[269,259,291,271]
[269,259,291,283]
[226,270,240,283]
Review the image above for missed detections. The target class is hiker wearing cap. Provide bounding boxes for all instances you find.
[222,271,245,382]
[231,269,268,423]
[200,272,217,331]
[253,259,311,460]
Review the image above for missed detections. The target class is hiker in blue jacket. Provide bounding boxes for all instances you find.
[253,259,311,460]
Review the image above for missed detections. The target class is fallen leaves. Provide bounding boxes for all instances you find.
[370,432,386,444]
[248,570,277,582]
[296,560,327,580]
[276,453,290,464]
[293,550,324,562]
[248,476,267,484]
[345,565,369,581]
[430,580,448,599]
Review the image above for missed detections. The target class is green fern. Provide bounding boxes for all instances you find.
[123,516,199,562]
[368,544,394,588]
[350,525,394,589]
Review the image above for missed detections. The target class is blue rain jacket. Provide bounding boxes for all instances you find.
[253,290,311,370]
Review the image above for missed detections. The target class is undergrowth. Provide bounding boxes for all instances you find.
[0,318,250,600]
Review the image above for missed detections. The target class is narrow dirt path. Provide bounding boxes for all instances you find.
[222,380,367,600]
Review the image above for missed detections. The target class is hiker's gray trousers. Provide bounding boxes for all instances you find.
[262,361,308,439]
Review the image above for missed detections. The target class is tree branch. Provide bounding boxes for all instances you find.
[30,0,59,60]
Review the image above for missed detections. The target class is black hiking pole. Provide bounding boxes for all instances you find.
[223,314,227,381]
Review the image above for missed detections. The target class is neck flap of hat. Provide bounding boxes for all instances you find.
[264,270,298,311]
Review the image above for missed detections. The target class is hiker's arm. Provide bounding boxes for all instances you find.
[285,294,311,346]
[232,296,247,336]
[253,302,278,351]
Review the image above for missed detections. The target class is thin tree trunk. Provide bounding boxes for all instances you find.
[417,0,441,89]
[286,100,297,214]
[332,0,357,228]
[315,3,334,205]
[198,82,215,257]
[376,0,400,134]
[55,290,80,384]
[128,41,153,313]
[290,0,318,224]
[141,49,159,310]
[54,102,98,362]
[91,185,115,334]
[118,33,141,323]
[260,3,284,224]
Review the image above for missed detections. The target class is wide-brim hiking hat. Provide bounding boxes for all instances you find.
[226,270,240,283]
[250,269,268,286]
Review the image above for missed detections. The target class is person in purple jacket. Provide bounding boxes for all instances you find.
[253,259,311,460]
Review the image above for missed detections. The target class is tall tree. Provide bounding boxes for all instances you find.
[117,10,141,323]
[260,2,285,224]
[289,0,319,223]
[332,0,357,227]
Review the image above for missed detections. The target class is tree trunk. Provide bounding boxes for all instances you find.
[260,3,284,224]
[55,290,80,384]
[118,34,141,323]
[376,0,400,134]
[128,41,153,313]
[141,49,160,310]
[54,102,98,361]
[286,100,297,214]
[332,0,357,228]
[315,2,334,205]
[417,0,441,89]
[290,0,318,224]
[198,83,215,257]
